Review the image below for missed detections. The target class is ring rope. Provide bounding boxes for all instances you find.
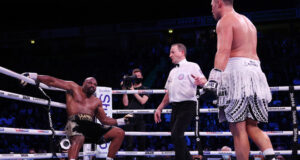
[1,90,299,114]
[0,66,300,93]
[116,150,300,156]
[1,127,299,136]
[112,89,167,94]
[0,151,96,159]
[0,89,66,108]
[0,66,64,91]
[111,107,300,114]
[0,66,299,158]
[0,127,65,136]
[0,150,299,159]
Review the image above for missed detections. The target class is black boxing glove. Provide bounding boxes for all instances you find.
[202,68,222,101]
[116,114,135,126]
[20,72,38,87]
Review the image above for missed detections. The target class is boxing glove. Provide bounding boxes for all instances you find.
[202,68,222,101]
[116,114,135,126]
[20,72,38,87]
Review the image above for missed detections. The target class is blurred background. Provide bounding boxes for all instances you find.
[0,1,299,159]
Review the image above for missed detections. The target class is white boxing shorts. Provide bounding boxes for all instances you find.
[218,57,272,123]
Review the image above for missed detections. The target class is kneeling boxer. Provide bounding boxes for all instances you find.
[21,73,133,160]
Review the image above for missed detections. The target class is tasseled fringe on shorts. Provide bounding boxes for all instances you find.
[220,69,272,103]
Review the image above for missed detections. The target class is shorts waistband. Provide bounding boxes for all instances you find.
[225,57,261,72]
[170,100,196,106]
[68,114,93,122]
[228,57,260,66]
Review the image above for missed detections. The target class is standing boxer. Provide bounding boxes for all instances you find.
[203,0,275,160]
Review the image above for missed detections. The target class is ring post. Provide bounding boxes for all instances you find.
[195,95,203,158]
[289,86,299,159]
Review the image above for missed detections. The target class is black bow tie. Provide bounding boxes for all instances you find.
[174,64,179,68]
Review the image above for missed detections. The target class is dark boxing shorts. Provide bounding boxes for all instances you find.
[65,114,113,144]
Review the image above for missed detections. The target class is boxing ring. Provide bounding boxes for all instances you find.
[0,66,299,159]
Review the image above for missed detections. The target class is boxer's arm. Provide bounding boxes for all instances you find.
[214,17,233,71]
[96,100,118,125]
[202,19,232,101]
[37,75,78,92]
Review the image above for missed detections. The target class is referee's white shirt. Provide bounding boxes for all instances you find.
[165,59,205,103]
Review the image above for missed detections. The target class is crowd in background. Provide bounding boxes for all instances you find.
[0,21,299,160]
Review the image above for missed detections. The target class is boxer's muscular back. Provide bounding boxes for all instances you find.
[66,86,100,117]
[230,13,259,60]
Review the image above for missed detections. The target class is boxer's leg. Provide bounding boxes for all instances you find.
[103,127,125,158]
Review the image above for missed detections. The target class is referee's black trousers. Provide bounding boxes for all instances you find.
[171,101,196,160]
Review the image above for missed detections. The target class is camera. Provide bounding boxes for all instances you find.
[59,138,71,150]
[122,75,137,89]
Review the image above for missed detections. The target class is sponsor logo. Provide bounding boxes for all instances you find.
[116,111,130,114]
[21,154,28,157]
[268,107,286,111]
[37,130,49,133]
[85,151,94,155]
[101,95,111,103]
[265,131,283,133]
[206,132,222,134]
[112,90,127,94]
[98,89,111,93]
[34,153,48,156]
[138,90,153,94]
[145,151,154,155]
[219,151,231,154]
[161,151,171,155]
[99,143,108,149]
[16,129,29,132]
[33,97,45,102]
[1,154,14,157]
[8,93,19,98]
[77,114,93,121]
[22,95,30,100]
[208,108,219,112]
[130,151,139,155]
[178,73,184,80]
[270,86,279,91]
[245,61,258,67]
[203,151,210,155]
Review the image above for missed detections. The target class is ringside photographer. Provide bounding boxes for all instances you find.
[121,68,150,160]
